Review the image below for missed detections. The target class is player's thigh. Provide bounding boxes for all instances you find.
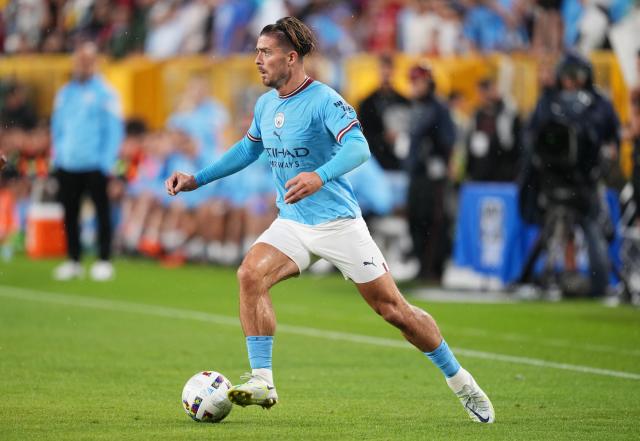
[254,218,312,275]
[355,272,408,313]
[240,242,300,288]
[311,218,388,284]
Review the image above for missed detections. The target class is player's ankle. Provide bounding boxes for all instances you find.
[252,368,274,386]
[445,367,471,393]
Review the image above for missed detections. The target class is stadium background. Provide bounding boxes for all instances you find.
[1,1,640,440]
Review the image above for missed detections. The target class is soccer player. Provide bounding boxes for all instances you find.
[165,17,495,423]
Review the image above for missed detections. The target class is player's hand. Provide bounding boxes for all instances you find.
[165,171,198,196]
[284,172,323,204]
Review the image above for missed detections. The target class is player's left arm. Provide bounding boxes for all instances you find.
[284,128,370,204]
[285,92,370,204]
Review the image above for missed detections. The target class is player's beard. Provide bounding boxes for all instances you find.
[262,67,290,90]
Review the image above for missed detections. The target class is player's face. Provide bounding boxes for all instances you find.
[255,35,292,89]
[73,43,98,82]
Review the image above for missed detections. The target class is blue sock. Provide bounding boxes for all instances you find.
[425,339,461,378]
[246,336,273,370]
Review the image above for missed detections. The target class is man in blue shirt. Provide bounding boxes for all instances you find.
[51,41,124,281]
[166,17,494,424]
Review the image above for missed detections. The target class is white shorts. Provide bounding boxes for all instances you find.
[255,217,389,283]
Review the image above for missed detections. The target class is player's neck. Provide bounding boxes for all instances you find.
[277,70,309,97]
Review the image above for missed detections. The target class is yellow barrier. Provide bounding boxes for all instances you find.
[2,52,630,124]
[0,51,634,177]
[0,55,72,117]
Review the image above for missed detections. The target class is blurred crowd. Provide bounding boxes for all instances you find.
[1,0,635,58]
[0,1,639,290]
[0,65,277,270]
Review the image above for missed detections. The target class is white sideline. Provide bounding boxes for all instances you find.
[1,285,639,381]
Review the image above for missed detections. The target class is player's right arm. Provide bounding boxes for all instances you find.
[165,135,263,195]
[166,98,264,196]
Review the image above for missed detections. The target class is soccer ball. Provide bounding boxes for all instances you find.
[181,371,233,423]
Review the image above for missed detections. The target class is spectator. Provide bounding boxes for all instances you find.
[166,77,231,261]
[463,0,527,52]
[359,0,403,54]
[51,41,124,281]
[405,63,455,280]
[211,0,259,56]
[81,0,113,48]
[466,78,521,182]
[398,0,441,56]
[359,54,410,171]
[433,0,467,56]
[3,0,48,53]
[0,83,37,130]
[305,1,357,58]
[358,54,410,211]
[532,0,564,55]
[576,0,612,55]
[104,4,136,59]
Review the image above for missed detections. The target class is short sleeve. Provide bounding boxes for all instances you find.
[322,91,361,144]
[247,98,263,143]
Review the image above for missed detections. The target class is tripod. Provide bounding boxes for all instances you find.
[517,198,582,300]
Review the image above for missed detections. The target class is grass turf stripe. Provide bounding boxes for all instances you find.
[2,284,639,381]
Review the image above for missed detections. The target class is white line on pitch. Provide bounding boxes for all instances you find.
[1,285,639,381]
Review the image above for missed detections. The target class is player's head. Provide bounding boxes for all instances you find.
[255,17,317,89]
[73,41,98,82]
[408,62,435,99]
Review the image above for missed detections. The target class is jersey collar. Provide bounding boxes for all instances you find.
[278,76,314,99]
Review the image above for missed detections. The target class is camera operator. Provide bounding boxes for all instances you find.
[521,53,620,297]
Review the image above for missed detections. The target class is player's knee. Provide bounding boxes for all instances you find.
[236,263,264,290]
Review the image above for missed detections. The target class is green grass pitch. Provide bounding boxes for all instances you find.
[1,256,639,440]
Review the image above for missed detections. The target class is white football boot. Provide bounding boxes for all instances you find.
[90,261,115,281]
[227,373,278,409]
[53,261,84,281]
[446,368,495,423]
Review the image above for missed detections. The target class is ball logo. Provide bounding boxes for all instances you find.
[274,112,285,128]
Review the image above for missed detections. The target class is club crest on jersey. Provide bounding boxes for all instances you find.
[274,112,285,128]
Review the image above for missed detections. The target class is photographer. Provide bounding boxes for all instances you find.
[521,53,620,297]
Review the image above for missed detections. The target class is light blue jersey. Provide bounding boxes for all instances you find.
[247,78,362,225]
[51,75,123,175]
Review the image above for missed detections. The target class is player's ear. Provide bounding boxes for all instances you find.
[288,50,298,66]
